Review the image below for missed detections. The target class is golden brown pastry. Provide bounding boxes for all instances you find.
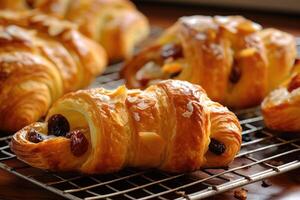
[122,15,297,108]
[0,11,107,132]
[11,80,241,174]
[0,0,150,61]
[262,60,300,132]
[0,0,27,10]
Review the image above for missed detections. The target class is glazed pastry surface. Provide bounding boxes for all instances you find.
[0,10,107,132]
[122,15,296,108]
[262,61,300,132]
[0,0,150,60]
[11,80,242,174]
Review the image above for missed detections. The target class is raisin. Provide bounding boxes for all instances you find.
[26,0,35,9]
[288,74,300,92]
[161,43,183,60]
[170,71,181,78]
[139,78,150,87]
[229,65,241,84]
[69,130,89,157]
[209,138,226,155]
[27,129,44,143]
[48,114,70,137]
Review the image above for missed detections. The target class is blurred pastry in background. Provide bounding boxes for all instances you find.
[0,11,107,132]
[262,60,300,132]
[122,15,296,109]
[0,0,150,61]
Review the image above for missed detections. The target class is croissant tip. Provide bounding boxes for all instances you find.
[10,124,49,169]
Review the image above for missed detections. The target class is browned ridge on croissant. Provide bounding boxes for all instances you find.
[0,0,150,60]
[11,80,242,174]
[122,15,297,108]
[0,11,107,132]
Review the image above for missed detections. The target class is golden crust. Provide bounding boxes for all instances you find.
[0,0,150,60]
[262,65,300,132]
[11,80,241,173]
[122,15,296,108]
[0,0,27,10]
[0,11,107,132]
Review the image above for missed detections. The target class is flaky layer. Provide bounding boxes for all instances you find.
[11,80,241,174]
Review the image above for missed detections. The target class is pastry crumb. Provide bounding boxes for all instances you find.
[175,191,191,200]
[261,180,272,187]
[234,188,248,200]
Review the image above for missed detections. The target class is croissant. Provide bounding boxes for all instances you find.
[11,80,241,174]
[0,11,107,132]
[0,0,150,61]
[262,60,300,132]
[122,15,297,108]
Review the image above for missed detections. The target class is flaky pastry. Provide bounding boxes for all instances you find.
[11,80,241,173]
[0,0,150,60]
[122,15,296,108]
[0,11,107,132]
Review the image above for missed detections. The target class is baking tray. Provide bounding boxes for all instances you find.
[0,35,299,200]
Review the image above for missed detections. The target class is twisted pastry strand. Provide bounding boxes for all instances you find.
[11,80,241,174]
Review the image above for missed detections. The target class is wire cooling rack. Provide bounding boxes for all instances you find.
[0,61,300,200]
[0,34,300,200]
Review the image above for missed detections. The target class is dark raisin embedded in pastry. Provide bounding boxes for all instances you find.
[209,138,226,155]
[139,78,150,87]
[170,71,181,78]
[48,114,70,137]
[68,130,89,157]
[27,129,44,143]
[229,65,241,84]
[288,74,300,92]
[25,0,35,8]
[161,43,183,60]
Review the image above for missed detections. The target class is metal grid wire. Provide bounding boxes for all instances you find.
[0,62,300,200]
[0,35,300,200]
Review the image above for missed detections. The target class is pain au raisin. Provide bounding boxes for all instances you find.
[48,114,70,137]
[27,129,44,143]
[209,138,226,155]
[68,130,89,157]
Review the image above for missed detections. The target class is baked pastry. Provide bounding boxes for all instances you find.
[0,0,27,10]
[122,15,296,108]
[262,60,300,132]
[0,11,107,132]
[11,80,241,174]
[0,0,150,61]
